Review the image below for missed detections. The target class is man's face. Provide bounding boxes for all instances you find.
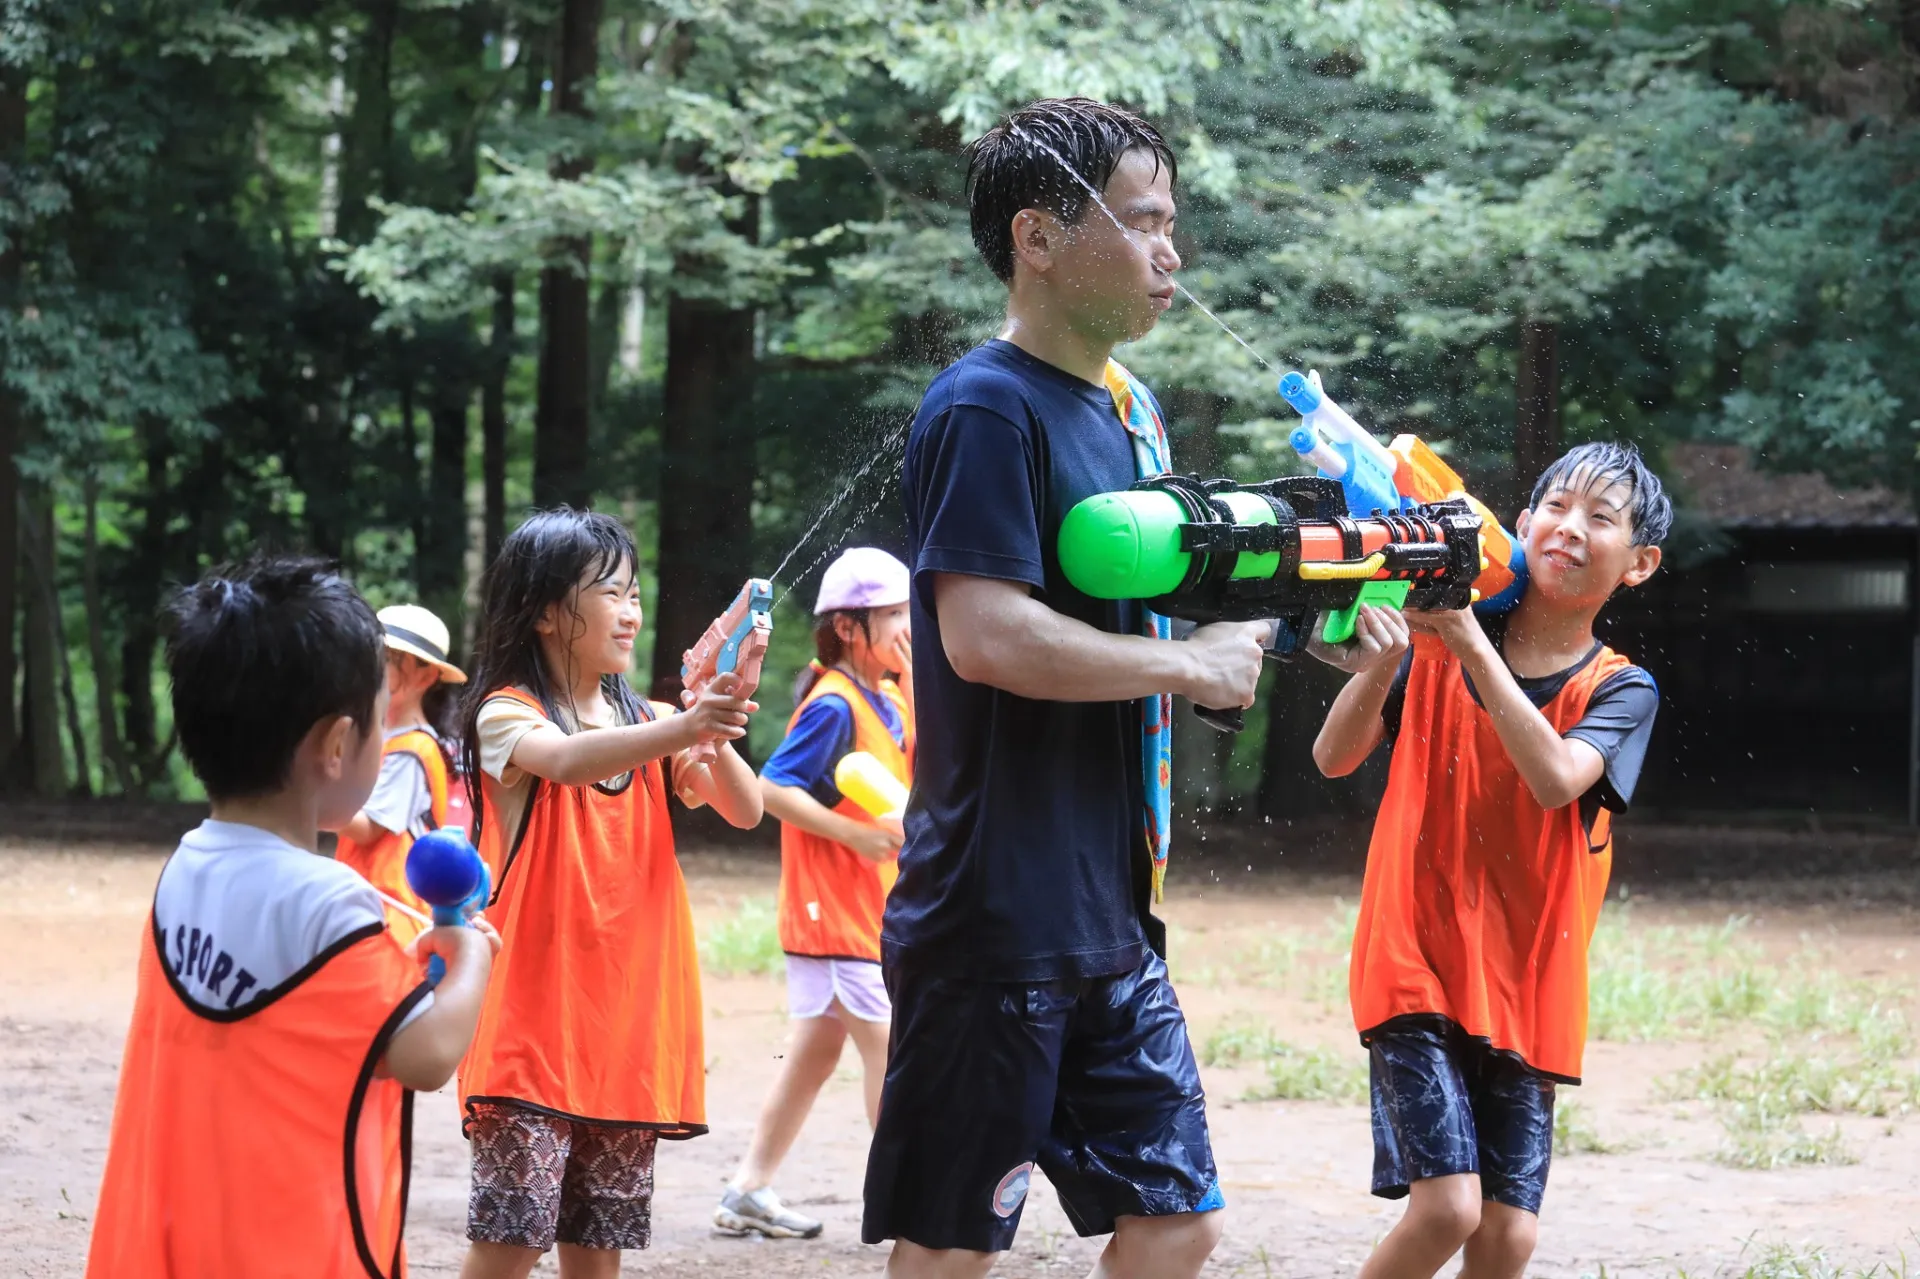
[1028,147,1181,343]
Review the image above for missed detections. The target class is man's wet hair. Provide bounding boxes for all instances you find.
[165,555,384,800]
[966,97,1177,283]
[1530,442,1673,547]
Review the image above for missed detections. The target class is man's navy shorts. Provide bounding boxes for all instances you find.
[1367,1015,1557,1213]
[861,952,1223,1253]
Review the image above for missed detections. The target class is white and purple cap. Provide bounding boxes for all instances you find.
[814,547,911,615]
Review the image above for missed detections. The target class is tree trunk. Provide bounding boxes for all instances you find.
[422,381,470,636]
[590,267,626,408]
[1513,319,1562,512]
[484,276,514,561]
[82,474,136,794]
[532,0,604,510]
[649,288,759,701]
[120,416,171,785]
[18,485,60,796]
[21,492,87,795]
[337,0,401,243]
[0,66,25,787]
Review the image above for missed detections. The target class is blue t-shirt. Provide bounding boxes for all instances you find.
[762,682,906,807]
[884,339,1157,982]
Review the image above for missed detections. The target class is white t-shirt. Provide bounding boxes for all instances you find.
[154,819,432,1024]
[360,727,439,838]
[475,690,691,849]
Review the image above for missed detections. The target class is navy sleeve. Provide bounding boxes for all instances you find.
[1378,650,1416,744]
[761,695,855,806]
[910,404,1045,589]
[1567,667,1660,812]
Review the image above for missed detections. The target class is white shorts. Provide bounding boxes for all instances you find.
[785,955,891,1024]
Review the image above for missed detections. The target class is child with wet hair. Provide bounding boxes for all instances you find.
[716,548,914,1240]
[1315,442,1672,1279]
[87,555,496,1278]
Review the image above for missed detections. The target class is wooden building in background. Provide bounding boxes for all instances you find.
[1600,445,1916,823]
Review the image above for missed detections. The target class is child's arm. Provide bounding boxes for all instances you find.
[339,812,386,845]
[1411,609,1605,810]
[761,776,900,862]
[509,676,755,788]
[381,920,499,1091]
[673,741,764,828]
[1312,605,1412,777]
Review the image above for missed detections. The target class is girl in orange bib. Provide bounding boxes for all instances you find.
[456,509,762,1278]
[87,556,496,1279]
[714,548,915,1240]
[1315,444,1670,1279]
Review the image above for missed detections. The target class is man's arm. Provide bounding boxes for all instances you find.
[933,573,1267,709]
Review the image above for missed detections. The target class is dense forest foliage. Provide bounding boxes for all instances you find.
[0,0,1912,809]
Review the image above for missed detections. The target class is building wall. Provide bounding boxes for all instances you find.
[1598,527,1915,821]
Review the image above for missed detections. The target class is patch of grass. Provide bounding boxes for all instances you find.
[697,896,784,977]
[1200,1017,1367,1103]
[1248,1040,1368,1104]
[1553,1099,1614,1155]
[1676,1238,1913,1279]
[1678,1051,1920,1120]
[1200,1018,1284,1067]
[1714,1099,1854,1170]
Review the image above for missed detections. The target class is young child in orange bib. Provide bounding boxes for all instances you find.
[714,547,915,1240]
[335,602,468,943]
[85,556,497,1279]
[1314,443,1672,1279]
[455,508,762,1278]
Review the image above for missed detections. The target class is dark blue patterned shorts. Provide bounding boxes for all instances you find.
[1366,1015,1556,1213]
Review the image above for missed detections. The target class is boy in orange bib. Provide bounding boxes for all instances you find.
[86,556,497,1279]
[715,547,915,1241]
[336,603,469,943]
[1315,444,1671,1279]
[456,509,763,1278]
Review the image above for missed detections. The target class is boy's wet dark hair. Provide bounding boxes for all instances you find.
[165,555,384,800]
[966,97,1177,282]
[1530,442,1673,547]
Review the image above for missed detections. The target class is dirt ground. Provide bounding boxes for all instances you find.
[3,833,1918,1278]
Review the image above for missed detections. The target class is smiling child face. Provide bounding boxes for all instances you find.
[1518,466,1662,605]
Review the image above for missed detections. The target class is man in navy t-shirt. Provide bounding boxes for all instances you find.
[860,99,1405,1277]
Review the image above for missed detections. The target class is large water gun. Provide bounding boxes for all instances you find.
[1059,474,1483,729]
[404,829,491,984]
[1279,370,1527,612]
[679,578,774,765]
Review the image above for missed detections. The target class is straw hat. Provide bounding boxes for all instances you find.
[376,604,468,684]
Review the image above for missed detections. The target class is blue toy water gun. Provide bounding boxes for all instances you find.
[1280,369,1528,613]
[404,829,491,985]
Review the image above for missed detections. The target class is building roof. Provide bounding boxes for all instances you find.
[1665,444,1916,530]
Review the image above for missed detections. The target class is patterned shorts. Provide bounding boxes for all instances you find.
[467,1103,659,1251]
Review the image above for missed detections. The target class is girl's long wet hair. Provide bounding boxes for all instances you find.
[794,608,872,702]
[459,507,646,837]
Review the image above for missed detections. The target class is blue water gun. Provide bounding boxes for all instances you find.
[404,829,491,984]
[1280,369,1528,613]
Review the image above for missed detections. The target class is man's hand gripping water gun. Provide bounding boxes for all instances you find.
[1280,369,1527,612]
[1058,472,1481,731]
[679,579,774,764]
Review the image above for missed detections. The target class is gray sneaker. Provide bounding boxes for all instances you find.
[713,1185,823,1239]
